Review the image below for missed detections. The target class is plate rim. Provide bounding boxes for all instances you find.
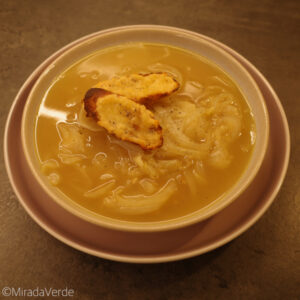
[3,26,290,263]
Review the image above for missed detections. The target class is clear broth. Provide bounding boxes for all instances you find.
[36,43,255,222]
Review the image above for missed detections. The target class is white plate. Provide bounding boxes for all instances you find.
[4,26,290,263]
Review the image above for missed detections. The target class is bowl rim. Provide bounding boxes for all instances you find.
[21,25,270,232]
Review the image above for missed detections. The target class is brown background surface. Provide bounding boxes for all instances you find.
[0,0,299,299]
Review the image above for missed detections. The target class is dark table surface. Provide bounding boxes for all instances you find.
[0,1,299,299]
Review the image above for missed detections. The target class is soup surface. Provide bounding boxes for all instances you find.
[36,43,256,222]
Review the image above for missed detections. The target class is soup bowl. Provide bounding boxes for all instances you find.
[21,25,269,232]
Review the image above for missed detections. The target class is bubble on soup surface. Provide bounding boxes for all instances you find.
[139,178,157,194]
[41,159,59,174]
[48,172,60,185]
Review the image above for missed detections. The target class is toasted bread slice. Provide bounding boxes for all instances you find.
[94,73,179,103]
[83,88,163,150]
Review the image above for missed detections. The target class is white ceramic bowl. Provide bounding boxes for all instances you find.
[21,25,269,232]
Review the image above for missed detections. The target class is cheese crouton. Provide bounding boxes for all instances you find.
[94,73,179,103]
[83,88,163,150]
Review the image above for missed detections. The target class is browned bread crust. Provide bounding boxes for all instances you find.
[94,73,179,103]
[83,88,163,150]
